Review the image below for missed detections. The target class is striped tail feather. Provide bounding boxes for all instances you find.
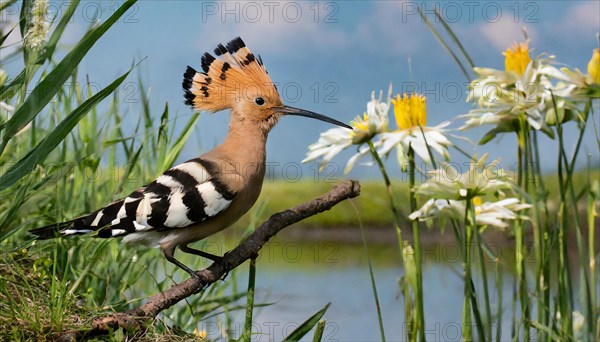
[28,216,96,239]
[28,187,146,241]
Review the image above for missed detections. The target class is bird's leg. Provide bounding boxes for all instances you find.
[179,244,233,280]
[179,245,223,262]
[162,246,198,278]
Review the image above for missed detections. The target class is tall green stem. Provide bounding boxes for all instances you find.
[463,197,474,341]
[531,130,550,340]
[367,141,404,253]
[555,106,573,340]
[465,197,486,340]
[516,126,530,341]
[239,258,256,342]
[473,226,492,339]
[588,173,598,340]
[409,147,426,342]
[367,141,426,341]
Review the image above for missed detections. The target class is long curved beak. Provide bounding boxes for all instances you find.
[276,105,352,129]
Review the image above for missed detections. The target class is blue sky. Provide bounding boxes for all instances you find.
[2,1,599,179]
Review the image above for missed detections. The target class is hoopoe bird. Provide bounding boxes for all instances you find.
[29,37,351,277]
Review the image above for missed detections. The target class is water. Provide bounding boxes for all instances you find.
[175,234,594,341]
[199,259,518,341]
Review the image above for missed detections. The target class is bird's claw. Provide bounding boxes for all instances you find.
[218,252,233,280]
[191,270,205,280]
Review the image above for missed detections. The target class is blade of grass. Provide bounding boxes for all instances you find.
[0,26,15,47]
[0,0,137,152]
[0,66,135,193]
[201,293,247,306]
[200,302,275,321]
[18,0,32,65]
[588,177,598,339]
[161,112,201,171]
[282,303,331,342]
[0,181,32,242]
[0,0,18,12]
[156,103,169,168]
[0,70,24,113]
[434,8,475,69]
[237,258,256,342]
[356,201,386,342]
[43,0,80,60]
[417,6,472,82]
[312,320,326,342]
[113,144,144,195]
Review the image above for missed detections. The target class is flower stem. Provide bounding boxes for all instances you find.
[463,197,474,341]
[554,96,574,339]
[409,146,426,342]
[367,141,425,341]
[367,141,404,253]
[554,95,595,339]
[531,130,551,339]
[473,226,492,339]
[516,125,531,341]
[465,196,486,340]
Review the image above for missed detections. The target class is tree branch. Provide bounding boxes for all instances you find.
[88,180,361,335]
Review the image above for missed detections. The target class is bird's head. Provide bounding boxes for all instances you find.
[183,37,351,133]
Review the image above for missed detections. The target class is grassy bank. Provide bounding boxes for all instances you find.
[244,171,598,229]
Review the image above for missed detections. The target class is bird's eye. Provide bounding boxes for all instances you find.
[255,97,265,106]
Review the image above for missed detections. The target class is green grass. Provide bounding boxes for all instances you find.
[246,169,597,228]
[0,250,221,341]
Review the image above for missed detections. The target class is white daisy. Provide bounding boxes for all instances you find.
[409,197,531,229]
[414,154,512,200]
[377,93,452,167]
[461,41,567,141]
[303,87,391,173]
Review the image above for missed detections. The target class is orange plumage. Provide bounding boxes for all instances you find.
[183,37,278,113]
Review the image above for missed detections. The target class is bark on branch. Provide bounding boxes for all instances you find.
[86,180,360,336]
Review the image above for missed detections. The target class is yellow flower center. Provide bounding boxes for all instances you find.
[588,48,600,84]
[504,42,531,77]
[352,113,370,132]
[349,113,374,144]
[473,196,482,215]
[391,93,426,130]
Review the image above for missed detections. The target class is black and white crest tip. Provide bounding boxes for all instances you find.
[225,37,245,54]
[181,36,273,112]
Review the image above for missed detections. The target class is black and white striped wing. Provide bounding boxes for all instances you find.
[29,158,236,240]
[96,158,236,238]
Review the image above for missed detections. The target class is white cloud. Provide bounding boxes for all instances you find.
[478,17,538,52]
[544,1,599,43]
[200,1,350,56]
[566,1,600,32]
[356,1,424,54]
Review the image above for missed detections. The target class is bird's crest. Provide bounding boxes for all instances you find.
[183,37,276,112]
